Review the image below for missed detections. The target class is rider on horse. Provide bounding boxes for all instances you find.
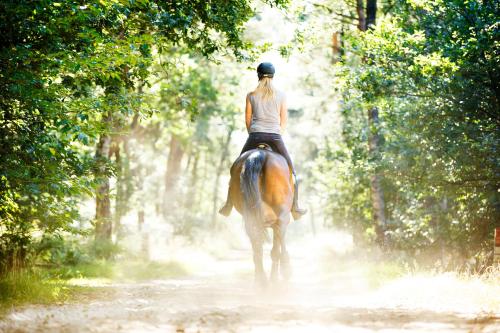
[219,62,307,220]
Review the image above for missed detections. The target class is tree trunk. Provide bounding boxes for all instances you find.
[340,25,345,58]
[368,107,386,245]
[184,147,193,174]
[109,140,126,240]
[163,135,184,216]
[137,210,149,258]
[366,0,377,29]
[356,0,366,31]
[354,1,385,245]
[332,31,341,63]
[95,119,112,242]
[211,130,233,228]
[358,0,377,31]
[115,111,142,239]
[365,3,384,245]
[185,152,200,210]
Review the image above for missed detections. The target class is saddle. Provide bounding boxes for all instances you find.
[256,143,273,151]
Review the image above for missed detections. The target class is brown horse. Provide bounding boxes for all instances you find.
[228,146,294,287]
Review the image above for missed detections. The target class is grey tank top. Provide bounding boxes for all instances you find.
[248,91,285,134]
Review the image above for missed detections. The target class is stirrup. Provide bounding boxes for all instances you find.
[291,173,306,220]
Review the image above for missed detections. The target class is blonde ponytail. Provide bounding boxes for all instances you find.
[253,77,277,101]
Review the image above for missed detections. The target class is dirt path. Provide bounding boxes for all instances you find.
[1,244,499,333]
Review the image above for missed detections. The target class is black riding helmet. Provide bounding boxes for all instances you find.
[257,62,275,79]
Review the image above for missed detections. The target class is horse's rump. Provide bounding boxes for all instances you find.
[230,148,293,226]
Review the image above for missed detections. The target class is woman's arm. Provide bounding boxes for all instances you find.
[245,94,252,133]
[280,95,288,133]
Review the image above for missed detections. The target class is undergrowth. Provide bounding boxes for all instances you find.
[45,260,189,281]
[0,270,80,315]
[0,234,190,315]
[0,259,189,317]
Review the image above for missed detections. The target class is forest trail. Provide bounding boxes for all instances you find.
[1,240,499,333]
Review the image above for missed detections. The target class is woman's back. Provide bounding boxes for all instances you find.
[248,91,285,134]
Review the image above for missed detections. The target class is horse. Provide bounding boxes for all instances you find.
[228,146,294,288]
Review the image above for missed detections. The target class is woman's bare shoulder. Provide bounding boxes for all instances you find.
[246,91,256,102]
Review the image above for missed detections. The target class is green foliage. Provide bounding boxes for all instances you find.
[0,270,74,313]
[316,0,499,267]
[44,260,188,281]
[45,261,115,280]
[29,235,186,280]
[87,239,123,260]
[156,55,220,127]
[34,234,122,268]
[35,235,92,266]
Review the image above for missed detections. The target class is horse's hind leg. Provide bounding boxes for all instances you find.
[251,239,267,289]
[246,220,267,289]
[270,223,281,283]
[278,212,292,281]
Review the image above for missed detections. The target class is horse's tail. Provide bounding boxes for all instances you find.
[240,150,267,243]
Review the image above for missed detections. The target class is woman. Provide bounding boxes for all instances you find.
[219,62,306,220]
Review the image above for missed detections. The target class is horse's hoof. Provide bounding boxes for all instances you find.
[292,209,306,220]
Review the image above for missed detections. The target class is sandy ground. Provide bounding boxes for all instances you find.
[1,239,499,333]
